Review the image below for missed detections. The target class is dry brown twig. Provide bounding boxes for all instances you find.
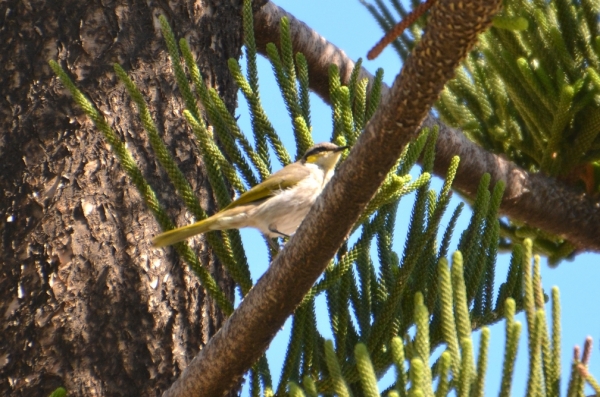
[367,0,437,60]
[164,0,502,395]
[253,2,600,252]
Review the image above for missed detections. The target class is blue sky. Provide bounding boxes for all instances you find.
[234,0,600,395]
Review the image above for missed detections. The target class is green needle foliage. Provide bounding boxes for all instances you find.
[48,387,66,397]
[49,1,600,397]
[290,240,600,397]
[363,0,600,263]
[48,60,234,314]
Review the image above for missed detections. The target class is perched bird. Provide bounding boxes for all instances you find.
[152,142,348,247]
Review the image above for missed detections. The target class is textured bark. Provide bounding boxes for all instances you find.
[163,0,501,395]
[0,1,241,396]
[254,2,600,251]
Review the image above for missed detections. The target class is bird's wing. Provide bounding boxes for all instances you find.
[223,162,310,210]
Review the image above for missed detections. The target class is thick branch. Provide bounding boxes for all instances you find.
[253,2,600,251]
[163,0,500,395]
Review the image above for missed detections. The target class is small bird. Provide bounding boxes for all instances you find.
[152,142,348,247]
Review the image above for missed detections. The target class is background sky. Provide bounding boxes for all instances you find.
[232,0,600,395]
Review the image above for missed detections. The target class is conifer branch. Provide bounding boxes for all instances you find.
[253,1,600,251]
[163,0,501,394]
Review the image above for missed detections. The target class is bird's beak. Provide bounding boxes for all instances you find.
[335,146,350,152]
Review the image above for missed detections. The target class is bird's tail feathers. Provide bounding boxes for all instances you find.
[151,217,218,247]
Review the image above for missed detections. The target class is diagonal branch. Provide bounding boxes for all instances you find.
[163,0,501,395]
[253,2,600,252]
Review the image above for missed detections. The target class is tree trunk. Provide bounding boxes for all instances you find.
[0,1,240,395]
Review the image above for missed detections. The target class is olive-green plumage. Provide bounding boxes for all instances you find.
[152,142,348,247]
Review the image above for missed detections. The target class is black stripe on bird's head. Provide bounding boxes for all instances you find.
[302,142,349,164]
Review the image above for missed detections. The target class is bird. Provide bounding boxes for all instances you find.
[151,142,348,248]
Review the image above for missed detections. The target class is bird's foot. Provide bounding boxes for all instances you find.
[268,225,290,239]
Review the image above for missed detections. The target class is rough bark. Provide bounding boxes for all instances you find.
[253,2,600,251]
[0,0,241,395]
[163,0,501,394]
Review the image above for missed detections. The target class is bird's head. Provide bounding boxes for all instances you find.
[302,142,349,172]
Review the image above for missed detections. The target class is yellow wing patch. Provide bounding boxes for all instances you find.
[223,162,310,210]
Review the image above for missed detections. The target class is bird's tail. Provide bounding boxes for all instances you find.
[151,217,217,247]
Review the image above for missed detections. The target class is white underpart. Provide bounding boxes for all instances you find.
[216,162,334,238]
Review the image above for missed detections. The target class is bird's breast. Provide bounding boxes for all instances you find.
[252,168,326,237]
